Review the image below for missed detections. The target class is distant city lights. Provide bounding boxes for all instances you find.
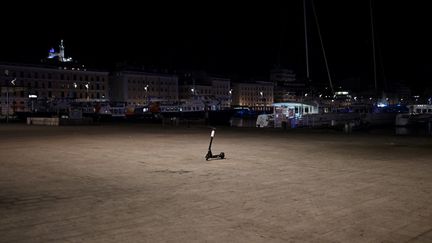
[335,91,349,95]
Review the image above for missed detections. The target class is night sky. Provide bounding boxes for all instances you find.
[1,1,431,91]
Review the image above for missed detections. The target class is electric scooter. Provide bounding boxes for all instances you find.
[205,127,225,161]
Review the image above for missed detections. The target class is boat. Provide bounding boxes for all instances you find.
[395,104,432,127]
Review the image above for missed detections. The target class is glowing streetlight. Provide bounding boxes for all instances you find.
[228,89,233,108]
[29,94,37,113]
[144,85,149,103]
[84,82,89,99]
[6,78,16,123]
[4,69,16,123]
[259,91,265,111]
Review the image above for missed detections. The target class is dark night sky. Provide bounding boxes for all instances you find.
[1,1,432,91]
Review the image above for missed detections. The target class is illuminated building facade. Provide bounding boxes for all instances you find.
[0,63,109,115]
[231,81,274,111]
[109,70,179,106]
[178,72,231,110]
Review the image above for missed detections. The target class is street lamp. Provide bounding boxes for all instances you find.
[84,82,89,100]
[6,78,16,123]
[229,89,233,108]
[29,94,37,114]
[71,82,78,100]
[144,85,149,104]
[259,91,264,111]
[4,70,16,123]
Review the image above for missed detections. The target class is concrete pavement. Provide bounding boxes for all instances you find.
[1,124,432,242]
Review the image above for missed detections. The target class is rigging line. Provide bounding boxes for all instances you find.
[303,0,310,81]
[377,36,388,91]
[370,0,378,93]
[277,9,284,67]
[310,0,334,93]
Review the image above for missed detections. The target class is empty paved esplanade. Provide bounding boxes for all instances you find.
[1,124,432,242]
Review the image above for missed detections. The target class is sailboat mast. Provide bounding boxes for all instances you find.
[370,0,378,93]
[311,0,334,93]
[303,0,310,81]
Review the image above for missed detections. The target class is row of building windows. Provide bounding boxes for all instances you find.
[1,91,106,99]
[59,83,105,90]
[240,97,272,101]
[240,92,273,96]
[128,84,176,90]
[240,97,273,102]
[127,79,176,86]
[240,87,272,91]
[213,85,230,89]
[0,101,26,105]
[128,88,173,92]
[3,80,106,90]
[60,74,105,82]
[179,88,231,96]
[2,69,106,82]
[129,96,175,100]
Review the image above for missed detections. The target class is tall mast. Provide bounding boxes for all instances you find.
[370,0,378,93]
[311,0,334,93]
[303,0,310,82]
